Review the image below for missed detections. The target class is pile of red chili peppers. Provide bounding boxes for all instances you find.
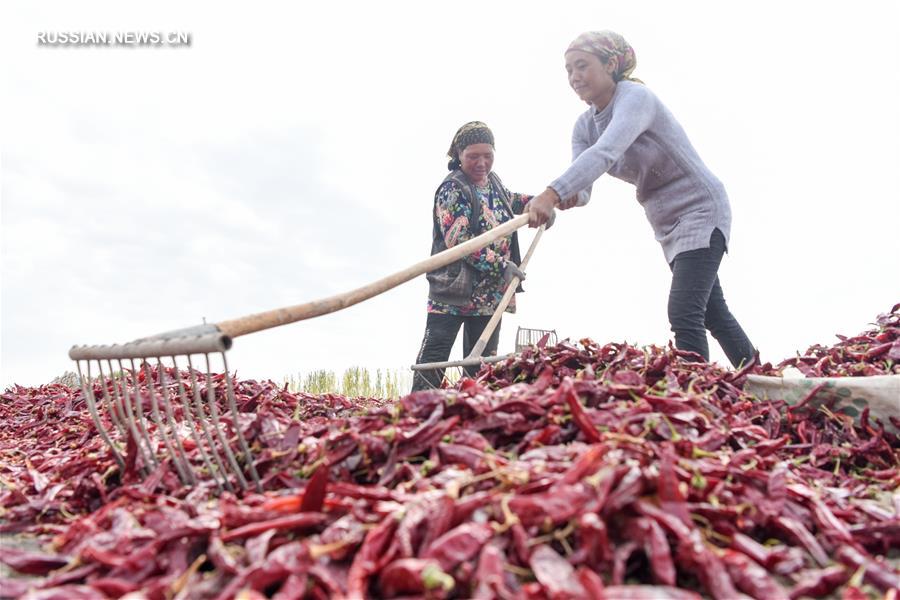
[760,302,900,378]
[1,306,898,599]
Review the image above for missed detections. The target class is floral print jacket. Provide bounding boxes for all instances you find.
[428,176,531,316]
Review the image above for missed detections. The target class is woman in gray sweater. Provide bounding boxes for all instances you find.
[527,30,755,367]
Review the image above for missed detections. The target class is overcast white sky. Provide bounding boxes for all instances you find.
[2,0,899,389]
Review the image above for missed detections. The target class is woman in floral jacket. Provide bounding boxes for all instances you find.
[412,122,532,391]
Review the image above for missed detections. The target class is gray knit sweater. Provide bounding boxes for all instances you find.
[549,81,731,263]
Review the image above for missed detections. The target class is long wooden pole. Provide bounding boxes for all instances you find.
[217,214,530,338]
[465,224,545,359]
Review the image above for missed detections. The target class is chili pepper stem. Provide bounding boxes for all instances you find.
[492,494,520,534]
[309,539,355,560]
[170,554,207,596]
[503,563,533,578]
[661,414,682,442]
[528,519,576,548]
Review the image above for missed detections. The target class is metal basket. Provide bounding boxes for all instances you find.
[515,327,557,352]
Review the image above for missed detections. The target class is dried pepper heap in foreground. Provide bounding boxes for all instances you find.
[1,307,899,599]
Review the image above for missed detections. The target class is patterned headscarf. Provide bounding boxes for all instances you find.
[447,121,494,171]
[565,30,642,83]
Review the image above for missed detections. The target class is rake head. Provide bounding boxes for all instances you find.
[68,324,261,494]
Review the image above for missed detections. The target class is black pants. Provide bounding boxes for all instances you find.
[411,313,501,391]
[668,228,755,367]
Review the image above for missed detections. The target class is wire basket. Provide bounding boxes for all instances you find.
[515,327,557,352]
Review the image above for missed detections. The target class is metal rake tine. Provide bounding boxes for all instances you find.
[121,359,159,470]
[141,361,192,485]
[77,361,125,472]
[106,359,151,476]
[185,355,235,493]
[221,352,261,491]
[154,358,197,486]
[95,360,127,439]
[170,356,224,493]
[131,359,184,481]
[202,353,250,490]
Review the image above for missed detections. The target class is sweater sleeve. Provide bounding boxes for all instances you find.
[435,182,506,276]
[569,124,594,205]
[549,85,657,201]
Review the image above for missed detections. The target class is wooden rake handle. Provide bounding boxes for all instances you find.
[466,224,545,360]
[216,213,531,338]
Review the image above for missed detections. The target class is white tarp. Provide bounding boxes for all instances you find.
[745,373,900,434]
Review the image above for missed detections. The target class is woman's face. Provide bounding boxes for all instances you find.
[459,143,494,185]
[565,50,617,106]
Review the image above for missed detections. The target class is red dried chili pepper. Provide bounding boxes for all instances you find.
[722,549,789,600]
[759,464,787,519]
[0,547,70,575]
[219,512,328,542]
[675,530,740,600]
[345,514,400,599]
[575,512,613,568]
[509,483,595,527]
[772,516,830,567]
[299,464,328,513]
[625,517,676,586]
[657,443,691,527]
[558,443,608,485]
[529,544,587,600]
[788,566,850,599]
[576,567,605,598]
[598,586,703,600]
[836,545,900,592]
[377,558,449,597]
[473,542,513,599]
[559,378,602,443]
[421,522,493,572]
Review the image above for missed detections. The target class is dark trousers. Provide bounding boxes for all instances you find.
[411,312,501,391]
[668,228,755,367]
